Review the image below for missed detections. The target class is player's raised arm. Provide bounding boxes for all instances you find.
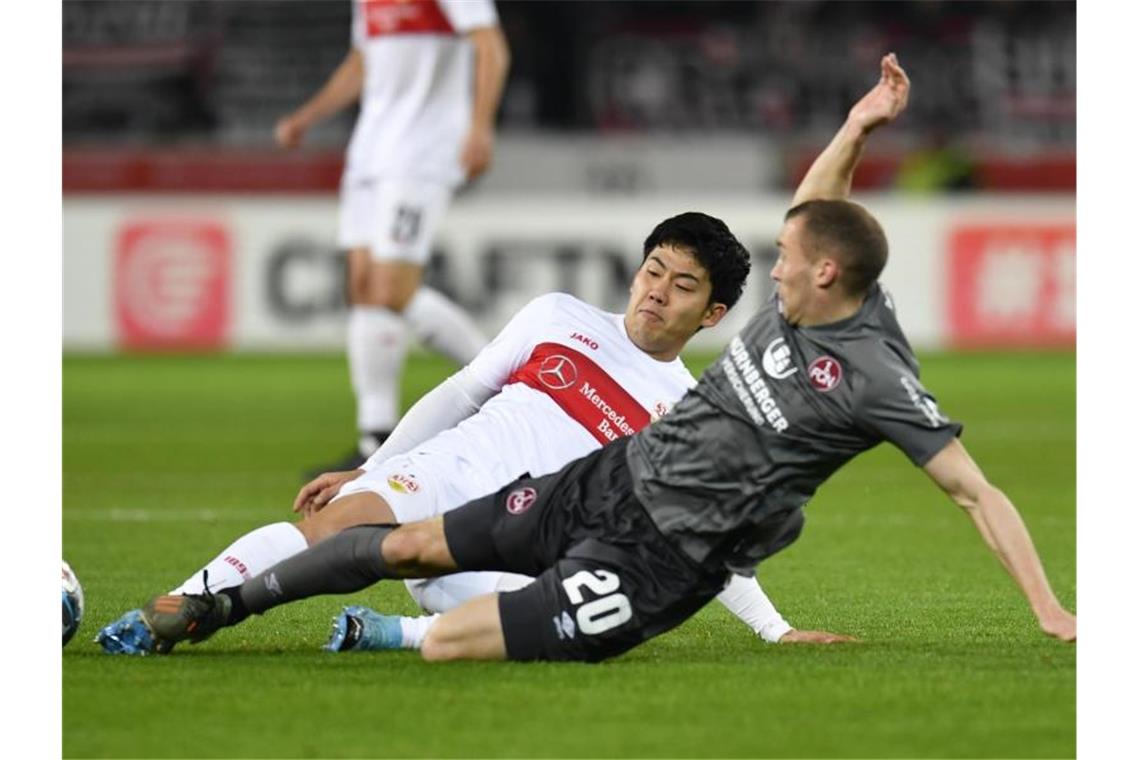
[790,53,910,206]
[922,438,1076,642]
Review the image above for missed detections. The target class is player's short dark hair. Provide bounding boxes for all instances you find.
[642,212,751,310]
[784,200,888,296]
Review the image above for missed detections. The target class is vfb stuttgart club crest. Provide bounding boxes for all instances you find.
[506,486,538,514]
[808,356,843,392]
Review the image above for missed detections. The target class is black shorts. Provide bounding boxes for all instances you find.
[443,438,728,662]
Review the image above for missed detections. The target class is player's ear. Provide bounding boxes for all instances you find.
[700,301,728,329]
[815,257,841,289]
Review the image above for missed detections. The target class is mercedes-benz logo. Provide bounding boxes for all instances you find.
[537,354,578,391]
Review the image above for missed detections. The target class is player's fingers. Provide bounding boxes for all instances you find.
[295,480,320,503]
[292,489,313,513]
[293,476,330,512]
[316,484,341,507]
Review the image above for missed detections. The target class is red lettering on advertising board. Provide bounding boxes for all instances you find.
[114,220,231,349]
[947,224,1075,348]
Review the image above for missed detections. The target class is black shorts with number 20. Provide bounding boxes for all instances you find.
[443,437,729,662]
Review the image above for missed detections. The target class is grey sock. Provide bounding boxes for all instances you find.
[238,524,396,616]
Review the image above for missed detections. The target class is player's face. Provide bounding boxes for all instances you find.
[625,243,726,361]
[771,217,817,325]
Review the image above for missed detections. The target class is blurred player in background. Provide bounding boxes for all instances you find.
[99,212,852,655]
[275,0,510,471]
[134,54,1075,663]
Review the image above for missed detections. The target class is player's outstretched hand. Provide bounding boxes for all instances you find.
[778,629,859,644]
[293,469,364,516]
[1039,607,1076,642]
[847,53,910,135]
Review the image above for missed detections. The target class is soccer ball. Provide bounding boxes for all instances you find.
[63,560,85,647]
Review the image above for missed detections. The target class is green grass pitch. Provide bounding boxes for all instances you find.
[62,350,1075,758]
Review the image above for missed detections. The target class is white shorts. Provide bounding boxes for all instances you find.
[333,452,458,524]
[337,176,452,264]
[404,572,535,615]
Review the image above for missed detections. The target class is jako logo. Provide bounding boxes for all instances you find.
[570,332,599,350]
[808,356,843,392]
[506,487,538,514]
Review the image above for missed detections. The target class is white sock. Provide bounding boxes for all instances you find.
[169,522,308,595]
[398,614,440,649]
[403,287,486,365]
[348,305,408,436]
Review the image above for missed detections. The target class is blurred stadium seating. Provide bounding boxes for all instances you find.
[61,0,1075,352]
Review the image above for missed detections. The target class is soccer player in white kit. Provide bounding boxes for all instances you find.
[98,213,852,655]
[275,0,511,469]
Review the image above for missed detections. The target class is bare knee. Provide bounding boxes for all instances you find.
[349,260,422,311]
[296,494,396,546]
[380,521,450,574]
[420,630,462,662]
[294,517,324,546]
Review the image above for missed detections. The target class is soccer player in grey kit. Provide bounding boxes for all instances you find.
[142,54,1076,661]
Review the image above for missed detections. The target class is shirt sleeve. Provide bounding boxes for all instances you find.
[362,367,494,469]
[438,0,499,33]
[857,363,963,467]
[462,294,554,392]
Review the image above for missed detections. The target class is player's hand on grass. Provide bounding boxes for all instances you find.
[847,53,910,135]
[1039,607,1076,642]
[778,628,858,644]
[293,469,364,516]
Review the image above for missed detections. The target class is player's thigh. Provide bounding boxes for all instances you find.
[497,541,719,663]
[296,491,395,545]
[362,259,424,310]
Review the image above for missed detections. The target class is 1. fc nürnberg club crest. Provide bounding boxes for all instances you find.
[808,356,843,392]
[506,487,538,515]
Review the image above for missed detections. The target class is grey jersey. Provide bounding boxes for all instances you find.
[627,284,962,576]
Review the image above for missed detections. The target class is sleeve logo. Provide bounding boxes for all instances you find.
[899,376,948,427]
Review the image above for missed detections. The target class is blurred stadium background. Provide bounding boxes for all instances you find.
[63,0,1075,354]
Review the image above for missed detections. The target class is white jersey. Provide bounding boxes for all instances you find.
[345,0,498,187]
[339,293,696,521]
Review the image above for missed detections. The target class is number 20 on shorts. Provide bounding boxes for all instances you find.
[561,569,633,635]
